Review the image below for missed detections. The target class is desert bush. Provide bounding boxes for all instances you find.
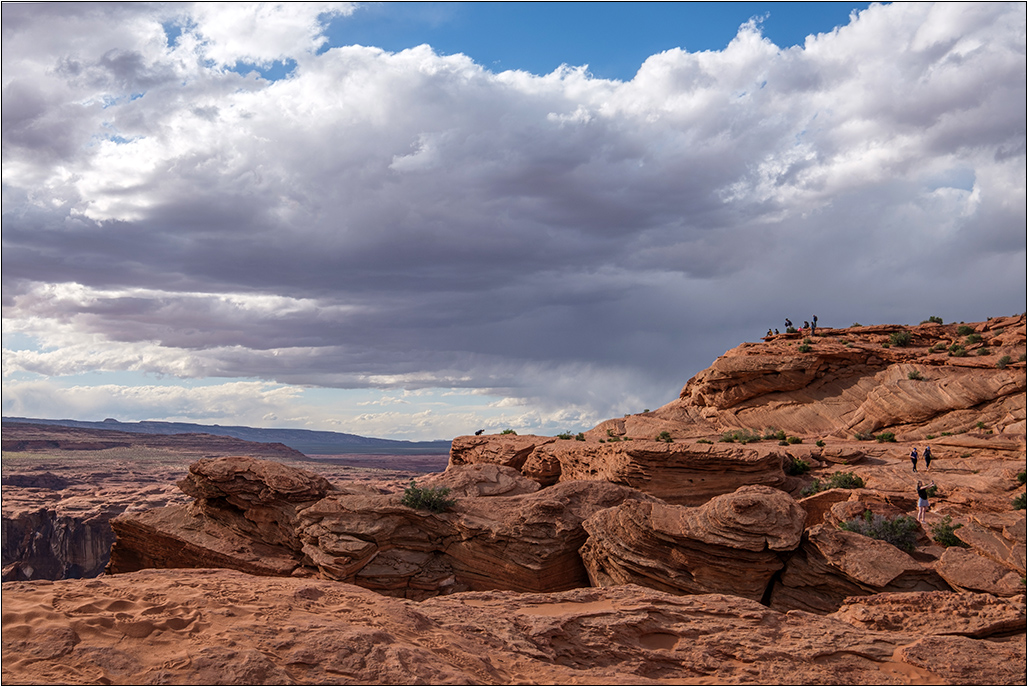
[929,516,967,548]
[557,432,573,440]
[1014,493,1027,510]
[923,316,944,324]
[401,480,456,513]
[949,345,967,357]
[976,347,991,356]
[786,436,802,444]
[875,432,896,443]
[889,331,912,347]
[575,433,585,441]
[501,429,517,435]
[957,325,974,336]
[854,431,875,441]
[802,471,865,496]
[697,438,713,444]
[798,343,812,353]
[997,355,1011,369]
[786,326,798,333]
[816,439,825,447]
[964,333,983,345]
[839,510,919,552]
[720,429,762,444]
[785,457,811,475]
[1017,471,1026,485]
[763,427,787,441]
[907,370,924,380]
[930,342,947,352]
[656,431,673,443]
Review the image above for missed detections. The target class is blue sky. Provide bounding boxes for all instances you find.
[317,3,872,80]
[2,2,1024,440]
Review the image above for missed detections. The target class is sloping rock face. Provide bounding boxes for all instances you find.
[298,480,657,599]
[618,316,1028,441]
[579,485,805,601]
[450,435,786,505]
[5,570,1025,686]
[934,547,1026,597]
[769,524,951,613]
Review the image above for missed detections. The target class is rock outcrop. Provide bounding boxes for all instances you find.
[579,485,805,600]
[769,524,950,613]
[450,434,787,505]
[4,569,1025,686]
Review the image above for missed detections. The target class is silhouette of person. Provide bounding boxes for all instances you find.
[923,445,933,471]
[910,446,919,472]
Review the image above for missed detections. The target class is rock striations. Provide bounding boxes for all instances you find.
[3,316,1026,684]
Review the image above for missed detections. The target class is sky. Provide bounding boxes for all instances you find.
[2,2,1026,441]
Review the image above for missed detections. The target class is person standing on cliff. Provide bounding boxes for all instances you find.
[916,480,935,523]
[910,446,919,472]
[923,445,933,471]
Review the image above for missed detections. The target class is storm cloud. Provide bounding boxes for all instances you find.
[2,2,1025,437]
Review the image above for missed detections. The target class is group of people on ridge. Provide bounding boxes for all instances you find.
[766,315,818,338]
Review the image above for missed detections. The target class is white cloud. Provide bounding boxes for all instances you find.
[2,2,1025,438]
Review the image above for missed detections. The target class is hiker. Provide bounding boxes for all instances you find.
[766,328,773,338]
[785,318,792,329]
[803,321,810,330]
[923,445,933,471]
[775,328,780,335]
[916,480,936,523]
[813,315,818,327]
[910,446,919,472]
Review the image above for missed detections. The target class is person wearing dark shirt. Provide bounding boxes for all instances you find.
[916,480,935,523]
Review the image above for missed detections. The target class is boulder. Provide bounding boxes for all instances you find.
[579,485,805,601]
[935,546,1026,596]
[177,456,334,550]
[955,512,1027,576]
[451,437,786,506]
[769,524,950,613]
[416,463,540,498]
[298,480,657,599]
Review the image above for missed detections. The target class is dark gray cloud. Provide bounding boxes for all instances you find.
[2,2,1025,430]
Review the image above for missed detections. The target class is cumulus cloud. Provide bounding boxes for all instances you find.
[2,2,1025,436]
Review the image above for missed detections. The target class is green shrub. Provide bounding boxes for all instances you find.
[575,432,585,441]
[924,316,944,324]
[787,436,802,444]
[798,343,812,353]
[786,326,798,333]
[501,429,517,435]
[1014,493,1027,510]
[907,370,924,380]
[930,516,967,548]
[926,485,938,498]
[557,432,573,440]
[656,431,673,443]
[930,342,947,352]
[881,342,891,348]
[720,429,762,444]
[1020,354,1027,362]
[976,347,991,356]
[875,432,896,443]
[839,510,920,552]
[852,322,862,327]
[763,427,787,441]
[816,439,825,447]
[401,480,456,513]
[997,355,1011,369]
[697,438,713,444]
[889,331,912,347]
[925,434,936,440]
[1017,471,1026,486]
[964,333,983,345]
[949,345,967,357]
[785,457,811,475]
[957,325,974,336]
[975,421,986,429]
[802,471,865,496]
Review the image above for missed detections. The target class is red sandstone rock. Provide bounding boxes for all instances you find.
[830,590,1026,638]
[579,485,805,600]
[4,570,1025,686]
[298,480,657,599]
[416,463,540,497]
[770,524,950,613]
[934,547,1026,597]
